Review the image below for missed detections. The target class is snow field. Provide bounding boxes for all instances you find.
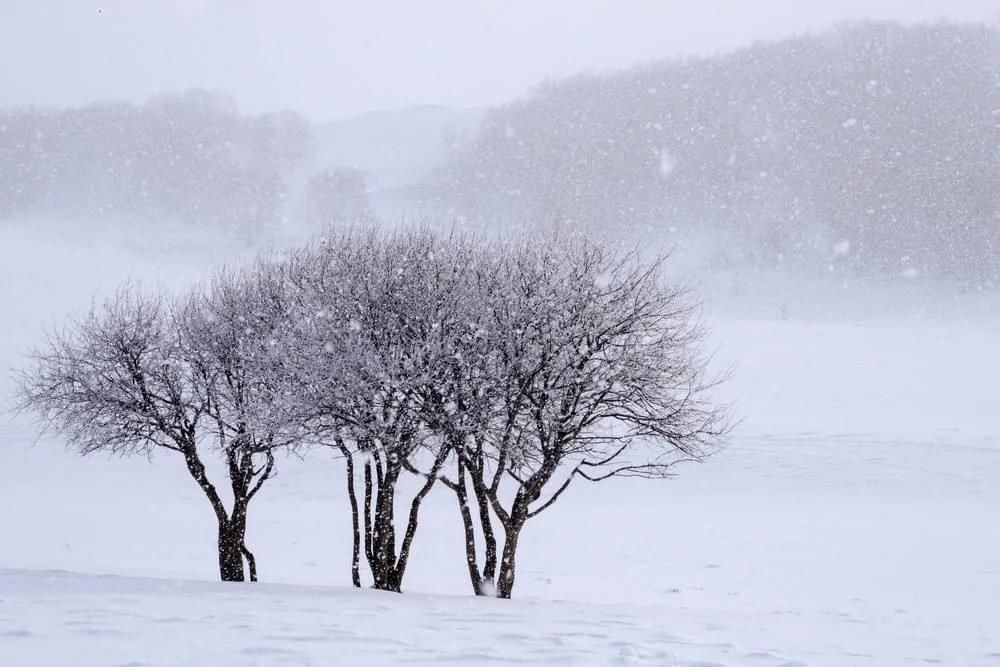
[1,222,998,665]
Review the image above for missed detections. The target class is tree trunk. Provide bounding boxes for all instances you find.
[363,460,374,566]
[182,443,274,584]
[241,542,258,582]
[495,522,522,599]
[495,498,532,599]
[184,447,252,583]
[368,463,401,592]
[454,461,501,596]
[347,452,361,588]
[492,463,558,598]
[472,475,498,585]
[370,566,402,592]
[341,448,362,588]
[218,518,246,582]
[454,461,484,594]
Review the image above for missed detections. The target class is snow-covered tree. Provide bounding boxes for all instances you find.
[281,228,482,592]
[172,263,304,581]
[433,235,729,598]
[16,228,727,596]
[16,270,301,582]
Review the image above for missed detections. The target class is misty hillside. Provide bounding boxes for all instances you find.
[0,90,313,235]
[439,21,1000,284]
[0,96,480,236]
[4,21,999,285]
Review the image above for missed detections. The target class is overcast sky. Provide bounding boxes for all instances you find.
[2,0,998,121]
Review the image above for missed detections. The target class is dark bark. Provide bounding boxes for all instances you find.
[368,462,401,592]
[183,447,228,523]
[495,515,525,599]
[454,459,501,596]
[491,458,562,598]
[240,543,258,582]
[183,444,268,583]
[454,460,485,594]
[351,446,446,593]
[472,472,498,583]
[184,446,244,582]
[363,460,374,566]
[218,518,247,582]
[343,451,362,588]
[459,454,555,599]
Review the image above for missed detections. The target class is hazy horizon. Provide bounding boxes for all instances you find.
[3,0,999,121]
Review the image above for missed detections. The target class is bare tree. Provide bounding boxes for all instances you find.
[15,228,726,596]
[434,236,729,598]
[280,228,479,592]
[16,273,298,582]
[282,229,727,598]
[173,263,303,581]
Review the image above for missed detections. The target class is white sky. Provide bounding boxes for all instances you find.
[2,0,998,121]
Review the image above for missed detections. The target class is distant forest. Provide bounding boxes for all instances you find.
[3,22,998,284]
[438,22,1000,284]
[0,90,369,234]
[0,90,312,231]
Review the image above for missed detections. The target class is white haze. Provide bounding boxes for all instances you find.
[0,0,997,119]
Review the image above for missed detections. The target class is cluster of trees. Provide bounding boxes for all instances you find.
[0,90,313,233]
[16,228,727,597]
[0,89,376,235]
[439,21,1000,284]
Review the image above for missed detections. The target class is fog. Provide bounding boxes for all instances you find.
[2,3,999,417]
[4,5,1000,664]
[3,1,998,118]
[5,6,1000,318]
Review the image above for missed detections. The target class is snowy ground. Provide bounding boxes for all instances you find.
[1,220,999,666]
